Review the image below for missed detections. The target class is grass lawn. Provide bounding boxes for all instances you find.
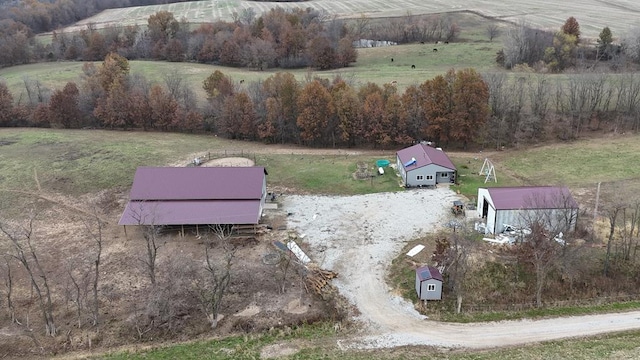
[494,134,640,186]
[450,155,519,200]
[0,129,401,215]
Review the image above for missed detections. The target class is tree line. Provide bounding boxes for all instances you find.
[1,7,358,70]
[0,0,192,34]
[498,16,640,73]
[0,53,490,149]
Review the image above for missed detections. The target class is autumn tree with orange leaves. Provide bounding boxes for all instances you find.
[421,70,455,145]
[451,68,490,149]
[296,80,334,146]
[48,82,82,129]
[221,92,257,140]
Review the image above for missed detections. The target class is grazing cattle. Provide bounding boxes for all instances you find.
[411,64,416,69]
[240,79,245,84]
[420,41,425,44]
[432,48,438,52]
[391,58,394,62]
[444,41,449,44]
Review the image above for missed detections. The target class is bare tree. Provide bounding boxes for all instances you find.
[1,255,16,323]
[0,215,56,336]
[432,223,475,313]
[502,20,529,68]
[350,14,371,40]
[194,225,236,329]
[84,211,104,326]
[65,260,90,328]
[486,24,501,42]
[141,225,162,286]
[517,190,578,307]
[21,77,50,106]
[604,202,625,277]
[622,26,640,64]
[163,69,184,100]
[131,204,164,286]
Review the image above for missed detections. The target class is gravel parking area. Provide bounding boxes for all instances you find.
[283,187,458,333]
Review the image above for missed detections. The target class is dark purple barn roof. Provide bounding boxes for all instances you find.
[397,144,456,171]
[129,166,267,200]
[486,186,578,210]
[416,266,443,282]
[119,167,266,226]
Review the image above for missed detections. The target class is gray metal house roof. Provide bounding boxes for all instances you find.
[397,144,456,171]
[119,166,266,226]
[416,266,443,282]
[486,186,578,210]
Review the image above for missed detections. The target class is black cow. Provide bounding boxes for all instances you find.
[411,64,416,69]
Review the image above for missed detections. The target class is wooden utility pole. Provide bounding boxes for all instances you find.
[593,182,601,220]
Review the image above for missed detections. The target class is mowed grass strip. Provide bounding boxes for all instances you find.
[258,154,400,195]
[100,324,640,359]
[496,135,640,186]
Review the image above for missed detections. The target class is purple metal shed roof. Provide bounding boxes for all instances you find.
[397,144,456,171]
[129,167,266,201]
[118,200,261,225]
[416,266,443,282]
[119,166,267,226]
[486,186,578,210]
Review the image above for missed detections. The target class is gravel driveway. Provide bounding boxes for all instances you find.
[283,188,640,350]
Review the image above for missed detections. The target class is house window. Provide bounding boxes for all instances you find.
[427,284,436,291]
[426,175,433,180]
[441,173,448,177]
[417,175,424,181]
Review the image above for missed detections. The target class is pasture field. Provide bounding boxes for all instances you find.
[494,135,640,187]
[61,0,639,38]
[0,38,503,102]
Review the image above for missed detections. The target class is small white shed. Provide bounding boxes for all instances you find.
[415,266,443,301]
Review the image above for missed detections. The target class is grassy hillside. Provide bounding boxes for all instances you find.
[0,38,503,103]
[2,128,639,212]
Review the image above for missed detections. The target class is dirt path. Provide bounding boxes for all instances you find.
[283,189,640,350]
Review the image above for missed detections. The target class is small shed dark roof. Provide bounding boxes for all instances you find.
[397,144,456,171]
[486,186,578,210]
[129,166,267,201]
[416,266,443,282]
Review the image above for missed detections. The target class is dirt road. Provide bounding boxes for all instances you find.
[283,189,640,350]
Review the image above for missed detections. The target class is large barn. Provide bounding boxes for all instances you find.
[118,166,267,226]
[396,144,456,187]
[476,186,578,235]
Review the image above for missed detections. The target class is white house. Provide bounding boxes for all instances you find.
[477,186,578,235]
[396,144,456,187]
